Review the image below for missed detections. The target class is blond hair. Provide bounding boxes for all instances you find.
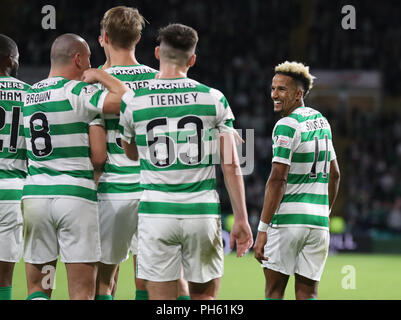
[101,6,145,49]
[275,61,316,96]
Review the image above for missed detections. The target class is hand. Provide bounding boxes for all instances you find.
[232,129,245,145]
[254,231,268,264]
[81,68,103,83]
[230,220,254,257]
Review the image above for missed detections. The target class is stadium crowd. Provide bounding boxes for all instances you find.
[2,0,399,236]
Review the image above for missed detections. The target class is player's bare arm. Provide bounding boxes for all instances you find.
[81,68,129,114]
[219,132,253,257]
[328,159,340,211]
[254,162,289,264]
[89,124,107,185]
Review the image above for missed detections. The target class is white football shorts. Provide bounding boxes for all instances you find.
[0,202,23,262]
[130,232,138,256]
[22,197,101,264]
[98,199,139,264]
[262,226,330,281]
[137,215,224,283]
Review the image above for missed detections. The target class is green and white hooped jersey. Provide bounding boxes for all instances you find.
[271,105,337,230]
[22,77,107,202]
[119,77,235,218]
[91,64,158,200]
[0,76,30,203]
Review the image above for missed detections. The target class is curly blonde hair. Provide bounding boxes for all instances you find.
[275,61,316,96]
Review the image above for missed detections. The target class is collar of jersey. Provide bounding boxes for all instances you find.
[109,64,143,68]
[156,77,188,80]
[294,104,306,111]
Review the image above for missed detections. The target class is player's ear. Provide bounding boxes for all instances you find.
[98,35,104,47]
[73,52,81,69]
[136,34,141,45]
[74,52,86,70]
[155,46,160,61]
[296,88,303,101]
[104,32,110,44]
[188,53,196,67]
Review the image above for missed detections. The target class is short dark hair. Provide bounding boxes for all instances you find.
[157,23,198,52]
[0,34,18,58]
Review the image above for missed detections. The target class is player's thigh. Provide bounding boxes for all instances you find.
[263,267,290,299]
[98,199,139,264]
[25,260,57,293]
[295,228,330,281]
[65,262,97,299]
[22,198,58,264]
[188,278,221,300]
[181,217,224,284]
[262,226,307,276]
[54,198,101,263]
[294,273,319,300]
[0,202,23,263]
[137,216,182,282]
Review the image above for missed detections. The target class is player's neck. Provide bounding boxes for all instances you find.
[157,63,188,79]
[109,47,139,67]
[101,60,111,70]
[282,101,304,117]
[48,67,81,81]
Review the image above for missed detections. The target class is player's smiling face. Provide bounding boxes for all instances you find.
[271,74,302,117]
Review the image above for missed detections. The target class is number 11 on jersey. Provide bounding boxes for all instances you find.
[309,134,329,179]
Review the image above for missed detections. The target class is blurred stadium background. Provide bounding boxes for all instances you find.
[2,0,401,299]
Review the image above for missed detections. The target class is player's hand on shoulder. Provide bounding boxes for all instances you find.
[253,231,268,264]
[82,68,104,84]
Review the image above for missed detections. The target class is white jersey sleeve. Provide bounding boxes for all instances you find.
[119,90,136,143]
[89,114,105,127]
[64,80,107,122]
[271,117,301,166]
[210,88,235,134]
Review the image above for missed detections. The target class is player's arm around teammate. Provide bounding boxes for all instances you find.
[81,68,128,114]
[23,34,128,300]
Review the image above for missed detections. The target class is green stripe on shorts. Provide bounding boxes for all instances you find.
[271,214,328,227]
[97,182,142,194]
[141,178,216,193]
[281,193,329,205]
[139,201,221,215]
[23,184,97,201]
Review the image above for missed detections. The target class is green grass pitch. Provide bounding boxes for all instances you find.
[10,253,401,300]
